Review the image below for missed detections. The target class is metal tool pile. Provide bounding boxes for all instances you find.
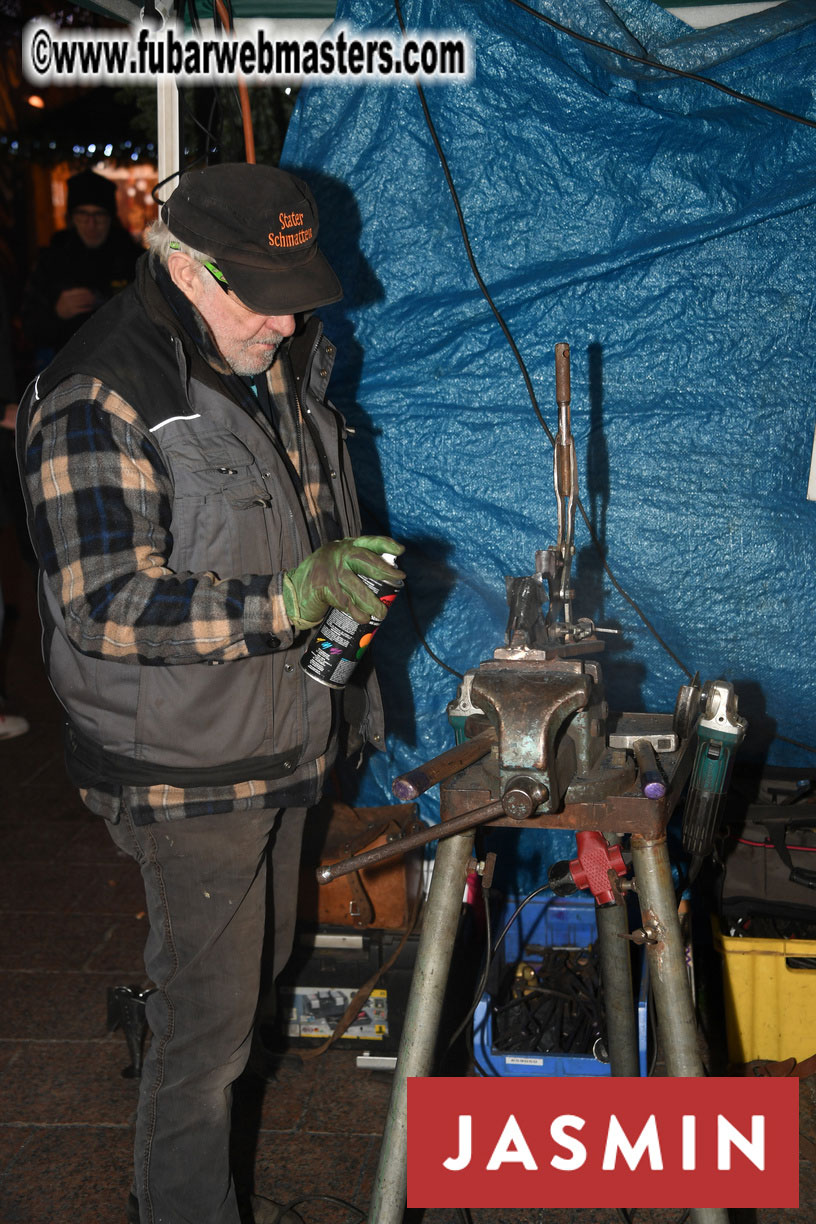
[491,944,606,1060]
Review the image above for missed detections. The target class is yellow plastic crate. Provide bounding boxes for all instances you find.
[716,929,816,1064]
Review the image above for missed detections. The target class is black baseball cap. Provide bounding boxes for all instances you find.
[161,163,342,315]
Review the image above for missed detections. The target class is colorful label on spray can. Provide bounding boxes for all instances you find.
[300,560,402,690]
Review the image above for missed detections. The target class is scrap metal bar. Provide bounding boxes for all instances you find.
[392,729,496,800]
[316,799,503,884]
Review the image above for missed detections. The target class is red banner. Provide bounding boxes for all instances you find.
[407,1077,798,1209]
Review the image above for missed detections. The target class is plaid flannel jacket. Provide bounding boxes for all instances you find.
[21,259,342,824]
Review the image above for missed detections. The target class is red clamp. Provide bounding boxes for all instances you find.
[564,831,627,906]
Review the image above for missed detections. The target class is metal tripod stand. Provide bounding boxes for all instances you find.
[363,731,726,1224]
[317,343,733,1223]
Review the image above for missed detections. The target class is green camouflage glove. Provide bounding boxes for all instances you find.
[282,535,405,631]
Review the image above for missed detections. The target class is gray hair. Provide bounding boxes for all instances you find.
[146,218,210,267]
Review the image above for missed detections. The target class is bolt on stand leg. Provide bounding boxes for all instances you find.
[596,894,639,1076]
[367,828,476,1224]
[630,833,729,1224]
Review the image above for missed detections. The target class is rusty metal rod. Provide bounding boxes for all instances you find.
[555,340,570,407]
[316,798,505,884]
[391,729,496,801]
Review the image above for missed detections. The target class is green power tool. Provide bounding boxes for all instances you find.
[675,676,747,863]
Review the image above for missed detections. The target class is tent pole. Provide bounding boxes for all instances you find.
[157,76,181,195]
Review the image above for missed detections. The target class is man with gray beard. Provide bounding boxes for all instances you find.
[17,163,403,1224]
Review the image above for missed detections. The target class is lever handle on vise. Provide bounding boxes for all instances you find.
[555,340,570,408]
[316,799,505,884]
[551,342,578,623]
[392,729,496,801]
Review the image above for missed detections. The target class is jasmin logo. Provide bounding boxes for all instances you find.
[444,1111,765,1172]
[407,1077,799,1209]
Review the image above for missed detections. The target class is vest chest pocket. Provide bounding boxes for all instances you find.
[169,433,267,502]
[165,431,281,574]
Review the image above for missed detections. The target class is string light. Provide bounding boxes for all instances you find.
[3,136,154,162]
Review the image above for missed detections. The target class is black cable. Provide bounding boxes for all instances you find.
[394,0,816,757]
[576,500,693,679]
[403,581,464,680]
[393,0,693,674]
[176,0,201,34]
[393,0,553,446]
[492,883,553,960]
[647,980,659,1077]
[452,881,559,1074]
[277,1193,366,1221]
[777,732,816,757]
[467,1031,494,1078]
[356,500,465,679]
[151,153,208,206]
[624,1211,690,1224]
[505,0,816,131]
[181,88,222,149]
[446,878,494,1052]
[221,0,249,127]
[187,0,202,35]
[455,1208,473,1224]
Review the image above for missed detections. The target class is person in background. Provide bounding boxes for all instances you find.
[0,581,27,739]
[0,281,28,739]
[21,168,142,371]
[18,162,403,1224]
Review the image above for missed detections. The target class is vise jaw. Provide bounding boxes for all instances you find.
[469,661,592,815]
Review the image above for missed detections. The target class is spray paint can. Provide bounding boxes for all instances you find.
[300,554,403,690]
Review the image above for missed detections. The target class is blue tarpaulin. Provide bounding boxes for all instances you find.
[282,0,816,885]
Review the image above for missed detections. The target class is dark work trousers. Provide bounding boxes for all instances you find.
[107,802,308,1224]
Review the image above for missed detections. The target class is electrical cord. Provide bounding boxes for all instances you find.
[627,1213,690,1224]
[505,0,816,131]
[181,87,222,151]
[403,581,464,680]
[150,0,218,204]
[466,1021,493,1077]
[394,0,816,758]
[179,0,201,34]
[454,882,552,1071]
[446,874,494,1053]
[272,1194,366,1222]
[392,0,698,677]
[491,884,553,960]
[448,877,579,1074]
[647,980,659,1077]
[151,154,207,206]
[214,0,256,162]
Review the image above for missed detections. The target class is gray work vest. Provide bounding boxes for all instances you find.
[18,265,382,790]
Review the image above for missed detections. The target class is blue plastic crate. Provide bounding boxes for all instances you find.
[473,893,649,1078]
